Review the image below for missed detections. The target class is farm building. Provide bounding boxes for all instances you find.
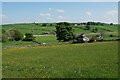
[77,33,89,43]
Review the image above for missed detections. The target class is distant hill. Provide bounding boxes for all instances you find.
[2,23,118,35]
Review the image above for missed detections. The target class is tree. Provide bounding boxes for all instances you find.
[95,28,98,32]
[8,29,23,41]
[87,22,91,25]
[24,33,35,41]
[56,22,74,42]
[110,23,113,25]
[42,23,47,27]
[85,25,90,30]
[50,24,53,27]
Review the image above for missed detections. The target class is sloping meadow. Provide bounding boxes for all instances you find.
[2,41,118,78]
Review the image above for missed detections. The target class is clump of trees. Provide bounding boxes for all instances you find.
[2,29,35,42]
[42,23,47,27]
[8,29,23,41]
[2,29,23,42]
[24,33,35,41]
[56,22,75,42]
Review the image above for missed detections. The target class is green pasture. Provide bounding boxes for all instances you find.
[2,41,118,78]
[2,23,56,35]
[35,35,56,40]
[91,25,118,32]
[2,41,38,47]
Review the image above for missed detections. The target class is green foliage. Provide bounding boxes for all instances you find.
[109,34,114,37]
[2,29,9,42]
[56,22,74,42]
[24,33,35,41]
[50,24,53,26]
[8,29,23,41]
[95,28,98,32]
[42,23,47,27]
[2,29,7,34]
[2,34,9,42]
[85,25,90,30]
[110,23,113,25]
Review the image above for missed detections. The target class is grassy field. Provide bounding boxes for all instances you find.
[2,35,58,47]
[35,35,57,40]
[2,41,38,47]
[93,25,118,32]
[2,41,118,78]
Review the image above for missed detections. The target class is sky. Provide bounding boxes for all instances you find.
[1,2,118,24]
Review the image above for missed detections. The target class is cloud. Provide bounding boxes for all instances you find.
[46,13,51,16]
[86,12,92,16]
[40,13,45,16]
[40,13,51,16]
[56,9,64,13]
[0,14,8,19]
[58,16,64,19]
[106,10,118,15]
[47,18,52,20]
[48,8,52,11]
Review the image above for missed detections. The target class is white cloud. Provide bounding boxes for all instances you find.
[48,8,52,11]
[56,9,64,13]
[47,18,52,20]
[40,13,51,16]
[46,13,51,16]
[106,10,118,15]
[0,14,8,19]
[86,12,92,16]
[40,13,45,16]
[58,16,64,19]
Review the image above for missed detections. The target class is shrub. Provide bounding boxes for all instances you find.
[9,29,23,41]
[42,23,47,27]
[24,33,35,41]
[109,34,113,37]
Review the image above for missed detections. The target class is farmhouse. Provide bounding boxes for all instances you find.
[77,33,89,43]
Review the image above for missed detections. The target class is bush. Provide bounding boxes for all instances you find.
[24,33,35,41]
[9,29,23,41]
[109,34,113,37]
[42,23,47,27]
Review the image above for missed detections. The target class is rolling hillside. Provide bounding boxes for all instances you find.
[2,23,118,35]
